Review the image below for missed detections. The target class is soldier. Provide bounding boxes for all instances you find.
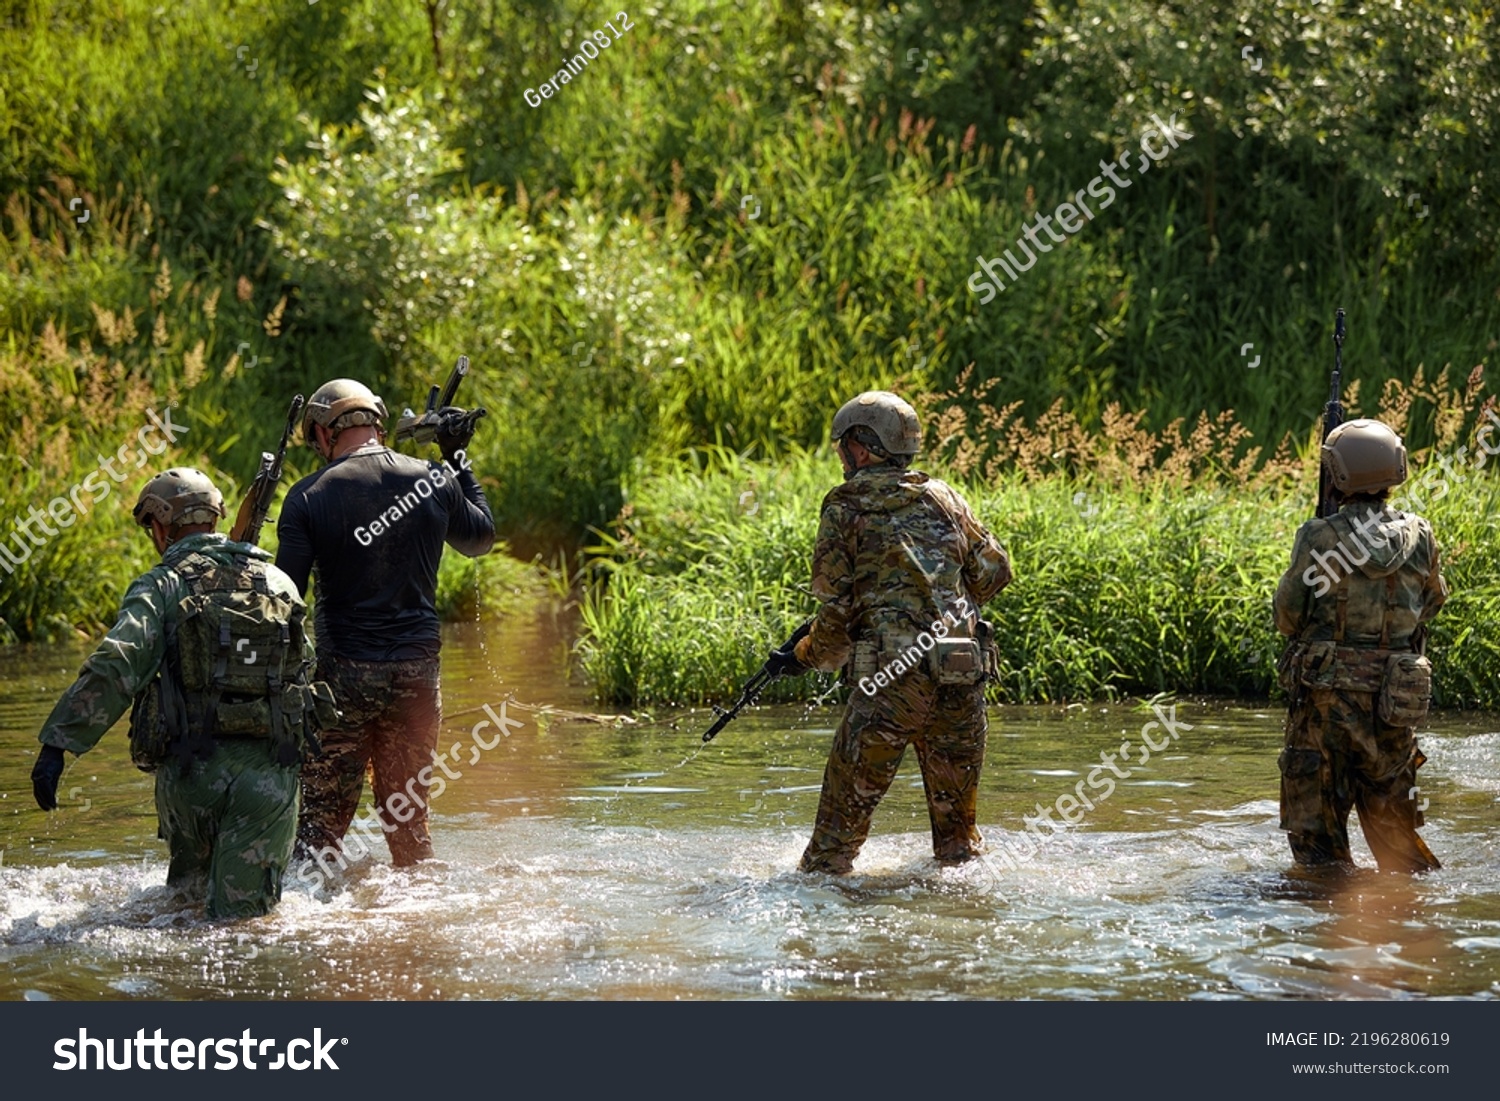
[768,391,1012,873]
[1274,419,1446,873]
[275,379,495,870]
[29,468,325,919]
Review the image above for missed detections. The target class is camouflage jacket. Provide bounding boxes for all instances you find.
[37,534,306,756]
[794,464,1012,672]
[1273,501,1447,648]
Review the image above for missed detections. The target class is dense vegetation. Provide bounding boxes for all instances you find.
[2,1,1497,703]
[581,372,1500,707]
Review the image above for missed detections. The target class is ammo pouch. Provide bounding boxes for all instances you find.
[850,637,880,683]
[1379,653,1433,727]
[930,636,984,685]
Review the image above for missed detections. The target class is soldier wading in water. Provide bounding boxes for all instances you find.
[275,379,495,870]
[769,391,1011,873]
[1275,419,1447,873]
[30,469,331,919]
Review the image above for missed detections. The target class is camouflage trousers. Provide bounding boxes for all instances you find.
[155,737,300,920]
[297,656,441,867]
[800,676,987,874]
[1279,686,1440,874]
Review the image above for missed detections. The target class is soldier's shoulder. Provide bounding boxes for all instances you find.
[262,561,306,603]
[1292,517,1330,543]
[122,563,178,613]
[921,474,972,510]
[819,480,859,514]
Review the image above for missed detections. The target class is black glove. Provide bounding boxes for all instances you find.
[766,645,810,679]
[435,406,486,463]
[31,744,66,811]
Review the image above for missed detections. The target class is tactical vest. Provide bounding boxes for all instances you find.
[848,481,988,687]
[1280,512,1435,726]
[128,551,336,772]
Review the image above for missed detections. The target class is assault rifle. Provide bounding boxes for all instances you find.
[1316,308,1347,519]
[229,393,305,546]
[701,620,812,743]
[395,354,487,446]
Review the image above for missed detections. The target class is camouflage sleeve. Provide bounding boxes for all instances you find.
[1274,522,1317,637]
[1419,523,1449,623]
[37,573,170,756]
[793,495,856,672]
[951,491,1011,606]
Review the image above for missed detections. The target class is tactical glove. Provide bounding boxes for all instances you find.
[31,744,66,811]
[765,645,810,679]
[435,406,486,464]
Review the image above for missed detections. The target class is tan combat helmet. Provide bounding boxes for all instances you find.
[831,391,922,456]
[1322,418,1408,494]
[132,468,227,530]
[302,378,388,444]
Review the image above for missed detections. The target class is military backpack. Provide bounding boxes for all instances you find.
[128,551,337,772]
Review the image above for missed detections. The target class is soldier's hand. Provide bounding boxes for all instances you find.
[435,406,486,463]
[766,647,810,679]
[31,744,66,811]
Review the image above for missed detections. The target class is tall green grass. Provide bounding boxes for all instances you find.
[580,393,1500,708]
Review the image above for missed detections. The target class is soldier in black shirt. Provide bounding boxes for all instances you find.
[276,379,495,869]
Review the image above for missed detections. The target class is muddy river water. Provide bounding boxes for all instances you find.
[2,605,1498,1000]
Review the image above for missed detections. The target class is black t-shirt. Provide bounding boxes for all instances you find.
[274,446,496,661]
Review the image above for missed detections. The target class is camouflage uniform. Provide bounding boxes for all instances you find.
[793,465,1011,872]
[1273,501,1447,873]
[296,655,441,866]
[36,533,307,918]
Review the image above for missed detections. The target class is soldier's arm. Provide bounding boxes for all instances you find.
[439,461,497,558]
[272,487,315,597]
[1418,525,1449,623]
[950,490,1011,606]
[1273,523,1317,637]
[793,497,856,672]
[37,574,169,756]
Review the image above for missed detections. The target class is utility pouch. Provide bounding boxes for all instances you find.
[1277,746,1325,833]
[929,636,985,686]
[128,681,169,773]
[978,619,1000,682]
[877,629,926,679]
[1379,653,1433,727]
[1296,640,1338,689]
[216,698,273,736]
[1276,642,1302,695]
[850,638,879,682]
[307,679,340,731]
